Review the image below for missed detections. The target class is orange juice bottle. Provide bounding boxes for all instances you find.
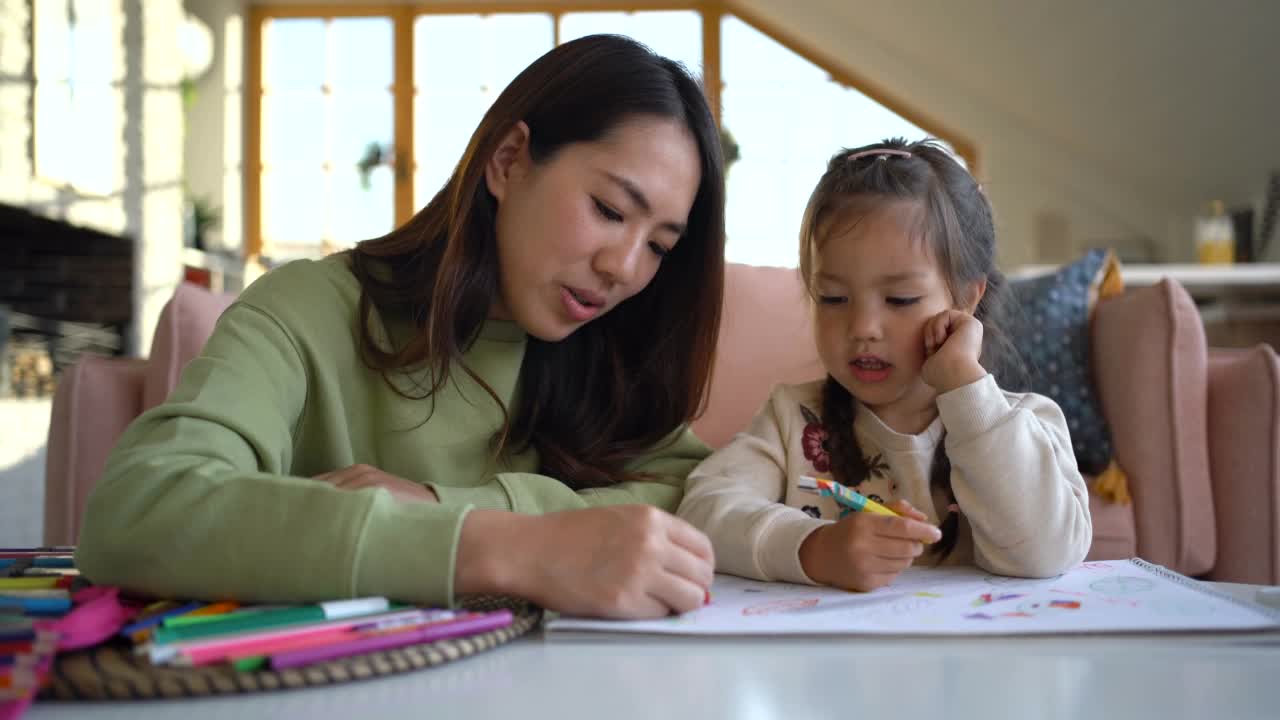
[1196,200,1235,264]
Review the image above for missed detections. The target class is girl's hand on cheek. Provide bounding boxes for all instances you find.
[921,309,986,392]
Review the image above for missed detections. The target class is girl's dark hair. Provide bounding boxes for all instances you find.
[346,34,726,489]
[799,138,1024,561]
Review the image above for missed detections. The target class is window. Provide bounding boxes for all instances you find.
[258,16,394,259]
[247,4,974,267]
[33,0,125,196]
[413,14,553,209]
[720,15,962,267]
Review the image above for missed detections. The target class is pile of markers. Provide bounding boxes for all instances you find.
[2,546,513,717]
[2,547,81,709]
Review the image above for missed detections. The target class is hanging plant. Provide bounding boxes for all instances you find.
[356,142,394,190]
[719,126,741,173]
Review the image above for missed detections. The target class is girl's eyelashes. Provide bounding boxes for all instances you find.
[816,294,847,305]
[592,197,624,223]
[887,296,922,307]
[648,240,670,258]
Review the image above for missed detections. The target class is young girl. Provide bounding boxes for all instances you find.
[678,138,1091,592]
[76,35,723,619]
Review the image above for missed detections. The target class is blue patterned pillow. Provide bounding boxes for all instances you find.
[1004,249,1122,475]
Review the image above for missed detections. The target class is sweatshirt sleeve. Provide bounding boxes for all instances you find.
[427,428,712,514]
[676,388,827,584]
[937,374,1093,578]
[75,302,473,608]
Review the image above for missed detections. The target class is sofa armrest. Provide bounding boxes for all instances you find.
[1091,279,1214,575]
[691,264,825,449]
[1206,345,1280,585]
[44,355,147,546]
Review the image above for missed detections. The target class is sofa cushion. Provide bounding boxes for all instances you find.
[691,263,825,449]
[141,283,236,411]
[1084,481,1137,561]
[44,356,148,545]
[1006,249,1123,476]
[1091,279,1213,576]
[1206,346,1280,585]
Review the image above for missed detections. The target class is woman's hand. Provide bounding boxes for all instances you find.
[315,464,439,503]
[456,505,714,619]
[798,499,940,592]
[920,309,987,393]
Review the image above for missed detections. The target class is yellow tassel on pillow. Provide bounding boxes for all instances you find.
[1093,459,1131,505]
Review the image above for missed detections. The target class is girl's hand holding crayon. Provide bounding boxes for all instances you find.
[921,308,987,393]
[798,499,941,592]
[315,464,440,504]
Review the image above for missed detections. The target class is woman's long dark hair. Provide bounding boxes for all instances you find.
[347,35,725,488]
[799,138,1024,561]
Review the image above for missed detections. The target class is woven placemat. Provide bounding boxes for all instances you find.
[39,595,542,701]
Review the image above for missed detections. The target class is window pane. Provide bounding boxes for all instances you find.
[69,0,122,85]
[34,82,72,181]
[413,13,552,208]
[264,18,325,90]
[262,91,324,169]
[262,169,324,246]
[721,15,945,268]
[330,168,393,244]
[559,11,702,79]
[331,17,392,90]
[34,0,71,79]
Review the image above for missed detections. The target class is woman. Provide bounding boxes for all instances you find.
[76,34,725,619]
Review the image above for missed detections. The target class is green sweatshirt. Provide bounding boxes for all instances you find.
[75,256,711,606]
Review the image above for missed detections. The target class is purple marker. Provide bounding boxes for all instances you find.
[270,610,513,669]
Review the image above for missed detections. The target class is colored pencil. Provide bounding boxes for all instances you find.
[270,610,513,669]
[146,607,436,665]
[175,609,459,667]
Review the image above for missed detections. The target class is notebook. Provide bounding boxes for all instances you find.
[545,558,1280,638]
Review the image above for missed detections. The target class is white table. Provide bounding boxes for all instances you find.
[23,583,1280,720]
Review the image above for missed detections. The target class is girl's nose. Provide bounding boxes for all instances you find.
[848,305,881,341]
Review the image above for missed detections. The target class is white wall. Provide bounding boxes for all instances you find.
[735,0,1280,266]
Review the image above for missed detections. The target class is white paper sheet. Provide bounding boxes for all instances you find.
[546,559,1280,637]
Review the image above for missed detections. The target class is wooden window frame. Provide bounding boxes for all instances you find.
[245,1,976,260]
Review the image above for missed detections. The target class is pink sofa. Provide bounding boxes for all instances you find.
[45,266,1280,584]
[43,283,236,547]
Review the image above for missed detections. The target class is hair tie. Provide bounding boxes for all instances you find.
[847,149,912,163]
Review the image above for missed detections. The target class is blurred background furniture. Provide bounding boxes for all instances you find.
[43,282,234,546]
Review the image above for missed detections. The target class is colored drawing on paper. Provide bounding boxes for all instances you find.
[1015,598,1084,616]
[742,598,820,616]
[971,592,1025,607]
[1090,577,1155,595]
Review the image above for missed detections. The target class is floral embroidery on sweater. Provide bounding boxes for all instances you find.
[798,405,829,473]
[799,403,891,492]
